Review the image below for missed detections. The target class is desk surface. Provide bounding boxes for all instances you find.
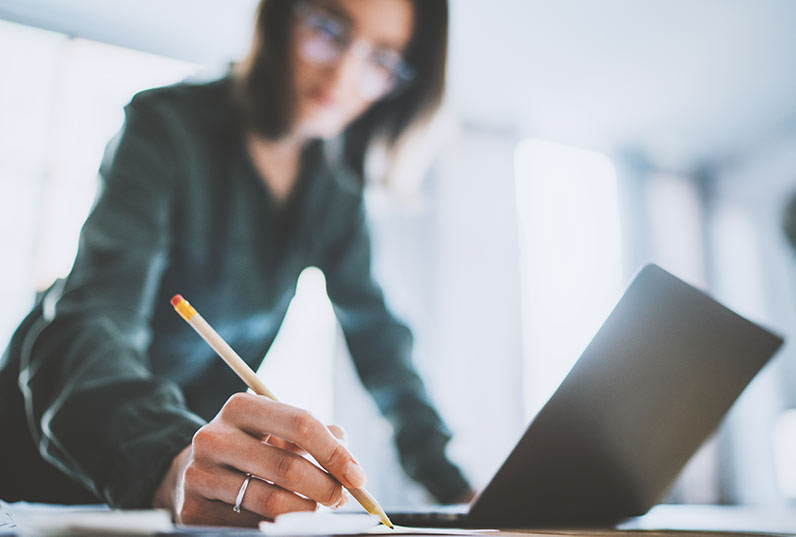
[621,504,796,534]
[2,504,796,537]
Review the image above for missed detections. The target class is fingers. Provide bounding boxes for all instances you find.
[265,424,346,455]
[266,435,307,456]
[221,393,367,489]
[266,427,349,509]
[177,493,264,528]
[327,425,347,445]
[195,431,344,508]
[178,396,359,528]
[186,462,318,518]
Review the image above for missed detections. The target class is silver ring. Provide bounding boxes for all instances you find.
[233,473,253,514]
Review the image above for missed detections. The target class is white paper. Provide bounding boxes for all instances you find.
[5,503,173,537]
[260,512,379,535]
[369,526,496,535]
[0,501,16,530]
[259,512,496,536]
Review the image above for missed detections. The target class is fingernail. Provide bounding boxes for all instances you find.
[343,461,367,488]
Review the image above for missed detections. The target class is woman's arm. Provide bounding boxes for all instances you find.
[19,90,373,524]
[18,94,204,507]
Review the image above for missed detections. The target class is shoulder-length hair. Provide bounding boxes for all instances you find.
[233,0,448,182]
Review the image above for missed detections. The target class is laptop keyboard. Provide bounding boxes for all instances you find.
[386,505,469,528]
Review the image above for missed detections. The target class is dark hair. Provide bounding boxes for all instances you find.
[234,0,448,180]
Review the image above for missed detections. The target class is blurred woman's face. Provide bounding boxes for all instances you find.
[289,0,415,139]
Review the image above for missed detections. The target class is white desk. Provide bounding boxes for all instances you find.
[2,503,795,536]
[622,504,796,534]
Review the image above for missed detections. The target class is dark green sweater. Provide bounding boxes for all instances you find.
[0,76,468,507]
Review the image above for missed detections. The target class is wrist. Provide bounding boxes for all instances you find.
[151,445,192,515]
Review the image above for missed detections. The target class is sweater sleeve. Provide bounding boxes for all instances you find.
[320,196,470,503]
[17,94,205,508]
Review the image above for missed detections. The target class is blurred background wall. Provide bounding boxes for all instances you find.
[1,0,796,508]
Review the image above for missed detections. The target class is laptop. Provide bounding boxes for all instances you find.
[387,263,783,528]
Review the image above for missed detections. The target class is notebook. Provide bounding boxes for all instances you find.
[388,264,783,528]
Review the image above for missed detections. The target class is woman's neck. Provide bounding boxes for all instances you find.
[246,132,309,203]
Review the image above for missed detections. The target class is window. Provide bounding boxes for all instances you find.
[0,20,65,345]
[0,20,198,345]
[514,139,623,420]
[645,172,707,287]
[774,409,796,498]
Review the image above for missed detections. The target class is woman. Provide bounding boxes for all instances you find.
[0,0,472,527]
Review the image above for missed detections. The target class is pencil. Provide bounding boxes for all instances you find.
[170,294,394,529]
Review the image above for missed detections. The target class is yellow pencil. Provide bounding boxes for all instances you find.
[170,294,393,529]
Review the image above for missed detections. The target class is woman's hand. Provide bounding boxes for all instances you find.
[152,392,364,527]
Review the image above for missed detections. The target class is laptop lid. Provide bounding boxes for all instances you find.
[462,263,783,527]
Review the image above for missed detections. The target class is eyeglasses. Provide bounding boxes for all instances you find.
[293,1,415,101]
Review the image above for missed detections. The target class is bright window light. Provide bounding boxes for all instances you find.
[774,409,796,499]
[0,23,197,347]
[514,139,623,420]
[710,203,766,320]
[256,267,337,423]
[645,173,707,287]
[33,38,199,289]
[0,20,65,347]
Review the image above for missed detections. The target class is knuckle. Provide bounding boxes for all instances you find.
[192,427,226,459]
[223,392,250,417]
[305,499,319,513]
[290,409,318,439]
[191,427,213,456]
[182,462,216,501]
[259,486,287,517]
[274,453,304,484]
[326,441,351,470]
[324,483,343,506]
[182,461,202,486]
